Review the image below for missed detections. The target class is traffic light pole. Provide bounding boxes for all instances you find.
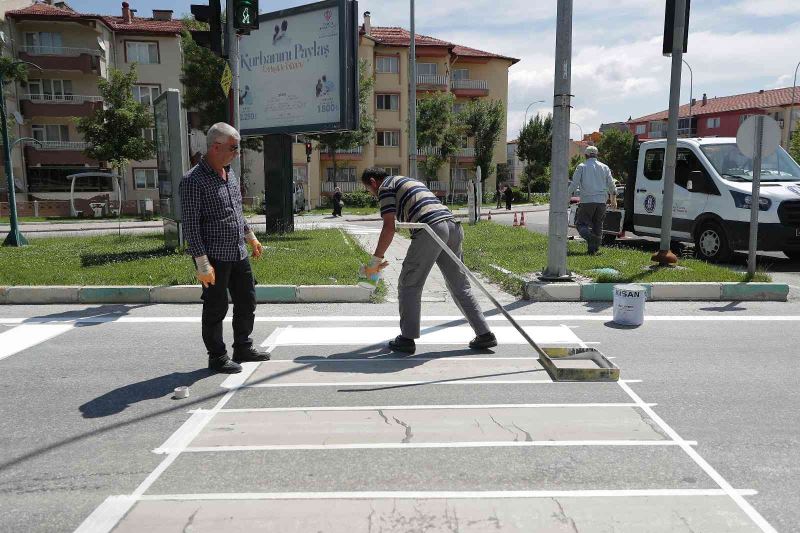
[1,70,27,247]
[227,0,241,178]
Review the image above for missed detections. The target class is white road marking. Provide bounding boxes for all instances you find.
[618,381,778,533]
[231,379,643,389]
[0,324,74,362]
[135,488,758,501]
[199,403,655,413]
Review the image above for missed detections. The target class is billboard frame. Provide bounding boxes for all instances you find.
[239,0,359,136]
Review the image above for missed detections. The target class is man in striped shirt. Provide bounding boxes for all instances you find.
[361,168,497,353]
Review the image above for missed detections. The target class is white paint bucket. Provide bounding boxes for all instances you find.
[613,284,646,326]
[173,386,189,400]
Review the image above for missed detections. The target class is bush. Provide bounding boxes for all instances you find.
[342,189,378,208]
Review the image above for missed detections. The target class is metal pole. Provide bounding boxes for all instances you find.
[683,59,693,131]
[408,0,417,179]
[1,71,27,246]
[570,121,583,140]
[747,116,764,277]
[542,0,573,281]
[523,99,545,126]
[227,1,241,178]
[788,61,799,147]
[652,0,687,266]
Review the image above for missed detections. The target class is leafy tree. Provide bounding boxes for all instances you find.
[517,113,552,180]
[521,162,550,194]
[460,99,505,182]
[789,130,800,164]
[1,53,28,148]
[596,127,634,183]
[416,91,463,187]
[76,65,155,185]
[307,59,375,185]
[569,154,585,178]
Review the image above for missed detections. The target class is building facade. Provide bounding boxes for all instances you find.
[628,88,800,147]
[244,12,518,208]
[3,1,182,213]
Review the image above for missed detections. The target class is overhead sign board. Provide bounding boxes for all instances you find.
[238,0,359,136]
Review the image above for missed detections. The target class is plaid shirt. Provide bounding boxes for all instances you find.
[180,158,251,261]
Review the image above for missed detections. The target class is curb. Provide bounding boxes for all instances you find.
[523,281,789,302]
[0,284,375,305]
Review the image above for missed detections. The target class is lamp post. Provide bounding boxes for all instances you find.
[682,59,693,131]
[788,60,800,147]
[2,59,42,247]
[523,99,545,126]
[570,121,583,141]
[408,0,418,179]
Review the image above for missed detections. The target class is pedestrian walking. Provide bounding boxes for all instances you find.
[495,183,502,209]
[332,187,343,217]
[180,122,270,374]
[504,184,513,210]
[360,168,497,354]
[568,145,618,255]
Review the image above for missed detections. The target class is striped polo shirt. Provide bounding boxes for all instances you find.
[378,176,453,224]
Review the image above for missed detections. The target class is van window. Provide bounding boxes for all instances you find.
[676,149,707,190]
[643,149,665,181]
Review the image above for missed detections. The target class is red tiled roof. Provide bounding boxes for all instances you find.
[630,87,798,123]
[365,26,519,64]
[7,2,182,35]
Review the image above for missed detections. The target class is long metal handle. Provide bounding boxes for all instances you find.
[397,222,549,360]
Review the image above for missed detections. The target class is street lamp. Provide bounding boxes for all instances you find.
[788,60,800,147]
[2,59,42,247]
[570,121,583,140]
[523,99,545,125]
[683,59,693,133]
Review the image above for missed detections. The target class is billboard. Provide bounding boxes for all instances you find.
[239,0,358,135]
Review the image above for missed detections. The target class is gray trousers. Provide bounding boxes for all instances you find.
[399,219,490,339]
[575,202,607,253]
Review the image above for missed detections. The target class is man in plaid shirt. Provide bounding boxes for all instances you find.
[180,123,270,374]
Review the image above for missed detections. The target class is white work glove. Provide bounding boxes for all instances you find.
[359,255,389,284]
[195,255,215,288]
[245,230,263,259]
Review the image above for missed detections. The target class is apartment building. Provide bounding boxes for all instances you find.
[3,1,182,212]
[245,12,518,208]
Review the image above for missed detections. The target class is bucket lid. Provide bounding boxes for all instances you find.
[615,284,646,292]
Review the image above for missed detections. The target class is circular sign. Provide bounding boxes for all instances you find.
[644,194,657,213]
[736,115,781,158]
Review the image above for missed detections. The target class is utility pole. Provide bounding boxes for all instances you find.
[652,0,688,266]
[227,0,241,177]
[408,0,417,179]
[1,70,26,246]
[542,0,573,281]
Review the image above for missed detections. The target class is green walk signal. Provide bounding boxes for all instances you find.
[234,0,259,32]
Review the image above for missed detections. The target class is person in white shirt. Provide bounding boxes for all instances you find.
[568,145,617,255]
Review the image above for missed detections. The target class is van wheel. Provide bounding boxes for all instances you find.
[695,222,732,263]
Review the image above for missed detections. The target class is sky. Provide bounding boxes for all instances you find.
[68,0,800,142]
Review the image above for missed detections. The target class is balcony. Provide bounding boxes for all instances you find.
[416,74,448,90]
[417,146,441,157]
[321,181,364,193]
[20,95,103,118]
[24,141,96,166]
[18,45,103,74]
[319,146,364,160]
[451,78,489,97]
[456,147,476,158]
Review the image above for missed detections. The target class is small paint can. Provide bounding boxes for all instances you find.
[173,386,190,400]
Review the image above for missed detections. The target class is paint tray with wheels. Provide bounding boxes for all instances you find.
[396,222,619,383]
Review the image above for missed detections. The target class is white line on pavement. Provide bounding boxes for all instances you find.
[0,324,74,362]
[618,381,778,533]
[195,403,656,413]
[229,379,642,389]
[134,488,758,501]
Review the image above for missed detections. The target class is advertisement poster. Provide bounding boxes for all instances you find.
[239,2,345,134]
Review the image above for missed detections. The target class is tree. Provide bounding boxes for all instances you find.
[416,91,463,187]
[307,59,375,186]
[521,162,550,194]
[789,130,800,164]
[516,113,552,180]
[569,154,585,178]
[596,127,634,183]
[460,99,505,182]
[76,65,155,190]
[1,54,28,147]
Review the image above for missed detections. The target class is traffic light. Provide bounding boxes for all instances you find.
[233,0,259,33]
[305,142,313,163]
[190,0,223,56]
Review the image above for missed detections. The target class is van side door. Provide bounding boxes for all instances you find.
[634,147,665,235]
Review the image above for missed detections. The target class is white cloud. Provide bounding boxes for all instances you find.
[723,0,800,17]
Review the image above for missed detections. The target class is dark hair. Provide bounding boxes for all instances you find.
[361,167,389,184]
[281,20,288,31]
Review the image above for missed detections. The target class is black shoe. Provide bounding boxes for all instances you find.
[208,355,243,374]
[469,332,498,350]
[232,346,271,363]
[388,335,416,354]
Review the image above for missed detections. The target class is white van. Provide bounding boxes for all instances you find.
[600,137,800,262]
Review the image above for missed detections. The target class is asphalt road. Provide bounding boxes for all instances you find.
[1,300,797,532]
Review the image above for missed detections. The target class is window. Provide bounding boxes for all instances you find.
[27,166,107,193]
[293,166,308,182]
[376,56,399,74]
[132,85,160,106]
[451,167,471,181]
[126,41,159,64]
[452,69,469,81]
[326,167,357,181]
[293,135,306,144]
[376,94,399,111]
[643,149,665,181]
[416,63,438,76]
[141,128,155,142]
[134,168,158,189]
[707,117,721,129]
[649,121,667,138]
[27,79,73,100]
[32,124,70,142]
[635,124,646,135]
[377,130,400,147]
[381,166,401,176]
[674,148,716,194]
[24,32,63,54]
